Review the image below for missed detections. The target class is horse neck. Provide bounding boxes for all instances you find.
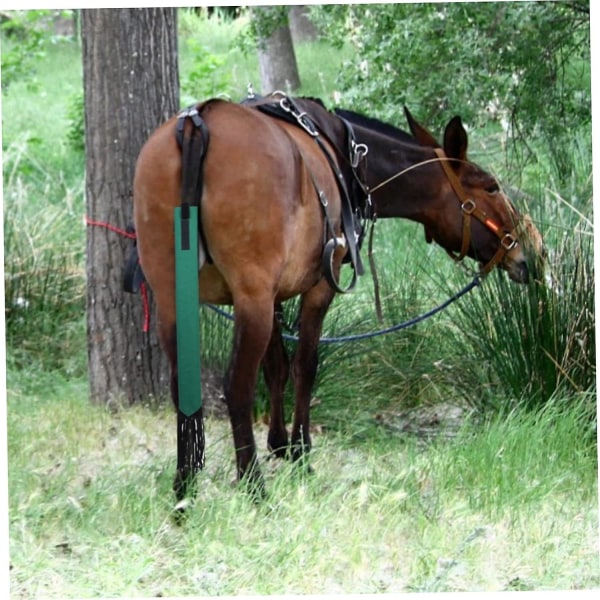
[360,129,441,222]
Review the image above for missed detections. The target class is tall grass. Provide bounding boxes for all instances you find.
[3,142,86,378]
[445,132,594,411]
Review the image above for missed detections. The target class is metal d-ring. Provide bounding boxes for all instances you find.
[501,232,518,250]
[461,199,476,215]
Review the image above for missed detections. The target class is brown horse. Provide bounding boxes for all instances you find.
[133,94,544,502]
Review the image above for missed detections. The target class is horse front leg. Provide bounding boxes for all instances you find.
[225,295,275,496]
[262,304,290,458]
[290,280,336,464]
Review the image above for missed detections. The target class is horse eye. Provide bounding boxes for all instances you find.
[486,183,500,194]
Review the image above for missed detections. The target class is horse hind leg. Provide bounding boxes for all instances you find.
[290,281,336,465]
[225,293,275,497]
[262,304,290,458]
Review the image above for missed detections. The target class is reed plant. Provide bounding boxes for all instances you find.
[3,142,86,377]
[445,133,594,412]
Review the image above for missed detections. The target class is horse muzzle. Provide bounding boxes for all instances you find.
[504,258,530,284]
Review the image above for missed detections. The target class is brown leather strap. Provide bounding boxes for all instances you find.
[433,148,519,274]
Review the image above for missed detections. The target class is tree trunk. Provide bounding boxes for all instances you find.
[289,6,318,44]
[82,8,178,406]
[255,7,301,94]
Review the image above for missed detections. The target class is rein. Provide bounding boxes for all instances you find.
[205,273,481,344]
[368,148,520,276]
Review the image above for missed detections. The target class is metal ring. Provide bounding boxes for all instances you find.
[461,199,476,215]
[501,233,518,250]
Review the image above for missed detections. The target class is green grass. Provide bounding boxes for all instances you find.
[7,383,598,596]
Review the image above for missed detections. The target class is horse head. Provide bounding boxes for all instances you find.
[403,108,546,283]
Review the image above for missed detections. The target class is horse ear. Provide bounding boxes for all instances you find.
[404,107,440,148]
[443,116,468,164]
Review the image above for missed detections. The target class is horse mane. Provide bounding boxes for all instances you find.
[334,108,415,144]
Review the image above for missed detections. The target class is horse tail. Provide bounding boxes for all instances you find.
[172,105,211,506]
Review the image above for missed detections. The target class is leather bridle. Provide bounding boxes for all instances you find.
[433,148,520,275]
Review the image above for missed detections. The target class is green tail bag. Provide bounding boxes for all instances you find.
[174,204,204,498]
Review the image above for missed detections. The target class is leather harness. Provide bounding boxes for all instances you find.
[433,147,519,274]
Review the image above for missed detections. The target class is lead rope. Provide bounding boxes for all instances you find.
[206,273,481,344]
[366,215,383,323]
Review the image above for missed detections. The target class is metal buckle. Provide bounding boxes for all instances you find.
[501,233,518,251]
[279,96,291,113]
[461,199,476,215]
[351,142,369,167]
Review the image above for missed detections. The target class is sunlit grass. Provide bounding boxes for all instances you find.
[7,383,598,597]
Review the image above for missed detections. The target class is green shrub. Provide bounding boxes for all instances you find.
[3,169,85,373]
[65,91,85,153]
[180,38,232,106]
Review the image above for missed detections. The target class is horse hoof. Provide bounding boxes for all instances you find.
[174,497,193,512]
[267,444,289,460]
[239,471,267,503]
[171,497,193,525]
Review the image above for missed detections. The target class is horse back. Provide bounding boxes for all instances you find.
[133,100,344,306]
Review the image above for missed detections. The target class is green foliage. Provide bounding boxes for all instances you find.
[1,9,77,91]
[1,10,48,90]
[65,91,85,152]
[180,38,231,106]
[432,391,598,515]
[235,5,289,54]
[449,231,594,410]
[3,182,86,374]
[310,2,590,179]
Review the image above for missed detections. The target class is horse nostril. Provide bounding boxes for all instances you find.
[519,262,530,284]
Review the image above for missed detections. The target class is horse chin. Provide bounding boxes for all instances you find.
[502,259,530,284]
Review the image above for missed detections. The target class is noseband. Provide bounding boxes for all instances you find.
[433,148,519,275]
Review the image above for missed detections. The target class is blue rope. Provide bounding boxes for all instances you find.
[204,275,481,344]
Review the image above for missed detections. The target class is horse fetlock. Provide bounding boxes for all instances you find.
[172,467,198,506]
[238,460,267,501]
[290,434,312,463]
[267,429,289,459]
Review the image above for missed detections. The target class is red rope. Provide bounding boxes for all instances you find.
[85,216,137,239]
[85,216,150,333]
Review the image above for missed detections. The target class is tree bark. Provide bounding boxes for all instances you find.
[82,8,178,406]
[255,7,301,93]
[289,6,318,44]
